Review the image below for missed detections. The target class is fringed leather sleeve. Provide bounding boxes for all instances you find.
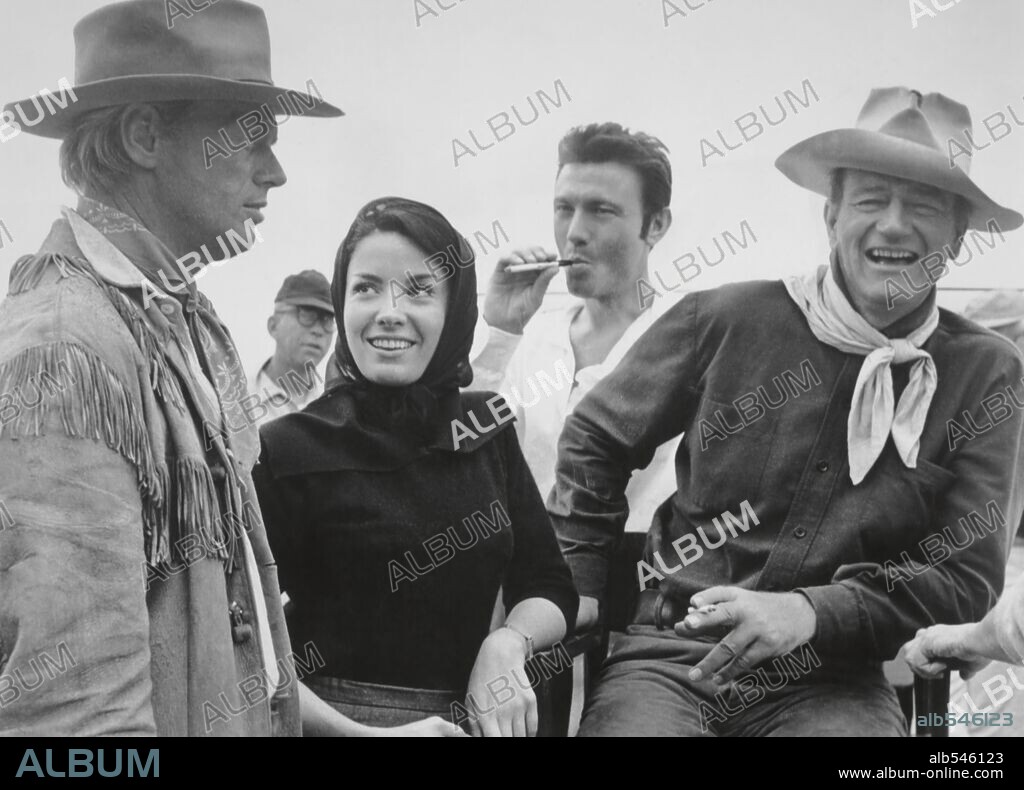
[0,339,169,566]
[0,253,162,735]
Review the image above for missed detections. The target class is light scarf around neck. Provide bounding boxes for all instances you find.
[64,202,258,570]
[785,263,939,485]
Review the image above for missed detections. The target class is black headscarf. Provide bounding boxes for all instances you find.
[261,197,512,474]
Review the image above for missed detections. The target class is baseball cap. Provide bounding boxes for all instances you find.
[275,270,334,314]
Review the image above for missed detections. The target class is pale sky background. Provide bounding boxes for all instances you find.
[1,0,1022,374]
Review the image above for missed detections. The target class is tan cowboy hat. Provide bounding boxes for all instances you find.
[775,87,1021,232]
[3,0,343,140]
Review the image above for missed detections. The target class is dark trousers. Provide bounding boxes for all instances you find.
[579,633,906,737]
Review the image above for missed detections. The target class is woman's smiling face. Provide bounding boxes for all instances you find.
[343,231,449,386]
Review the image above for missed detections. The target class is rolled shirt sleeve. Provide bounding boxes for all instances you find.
[470,325,523,395]
[991,575,1024,664]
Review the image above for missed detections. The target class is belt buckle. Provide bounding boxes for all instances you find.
[654,590,671,631]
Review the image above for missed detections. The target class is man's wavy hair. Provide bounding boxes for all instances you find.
[59,101,196,196]
[557,122,672,237]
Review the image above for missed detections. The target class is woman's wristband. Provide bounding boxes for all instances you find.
[499,624,534,661]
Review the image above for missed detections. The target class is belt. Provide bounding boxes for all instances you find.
[305,675,462,711]
[635,588,688,631]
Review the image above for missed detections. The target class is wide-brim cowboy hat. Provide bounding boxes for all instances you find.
[3,0,343,140]
[775,87,1021,232]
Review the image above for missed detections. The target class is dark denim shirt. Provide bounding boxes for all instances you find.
[549,280,1024,665]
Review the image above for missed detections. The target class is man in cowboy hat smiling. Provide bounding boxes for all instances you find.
[549,87,1024,736]
[0,1,458,738]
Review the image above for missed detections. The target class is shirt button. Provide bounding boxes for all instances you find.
[160,303,175,316]
[816,460,830,472]
[793,527,807,539]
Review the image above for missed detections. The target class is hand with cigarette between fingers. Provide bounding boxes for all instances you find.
[675,586,818,685]
[483,247,560,335]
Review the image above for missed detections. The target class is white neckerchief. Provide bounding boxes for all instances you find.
[785,263,939,485]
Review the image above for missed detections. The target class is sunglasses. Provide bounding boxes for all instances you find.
[283,306,336,331]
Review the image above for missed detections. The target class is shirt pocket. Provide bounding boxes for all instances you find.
[685,395,779,513]
[839,453,958,556]
[877,454,955,521]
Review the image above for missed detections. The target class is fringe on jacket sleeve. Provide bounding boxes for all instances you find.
[0,341,171,564]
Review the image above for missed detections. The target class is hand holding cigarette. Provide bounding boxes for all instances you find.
[482,246,563,334]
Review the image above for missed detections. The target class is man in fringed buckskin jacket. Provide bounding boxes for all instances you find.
[0,0,357,736]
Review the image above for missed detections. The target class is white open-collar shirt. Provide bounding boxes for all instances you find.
[473,293,684,533]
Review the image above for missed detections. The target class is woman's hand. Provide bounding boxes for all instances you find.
[903,623,992,680]
[464,628,537,737]
[371,716,468,737]
[299,683,466,737]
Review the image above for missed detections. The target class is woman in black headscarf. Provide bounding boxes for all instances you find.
[253,197,578,737]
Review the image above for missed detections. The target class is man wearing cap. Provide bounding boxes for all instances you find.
[549,87,1024,736]
[0,1,459,739]
[248,271,335,429]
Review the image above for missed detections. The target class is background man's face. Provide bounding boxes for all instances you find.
[152,101,287,257]
[270,305,334,369]
[826,169,961,326]
[553,162,651,300]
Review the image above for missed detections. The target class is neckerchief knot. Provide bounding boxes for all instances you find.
[785,263,939,485]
